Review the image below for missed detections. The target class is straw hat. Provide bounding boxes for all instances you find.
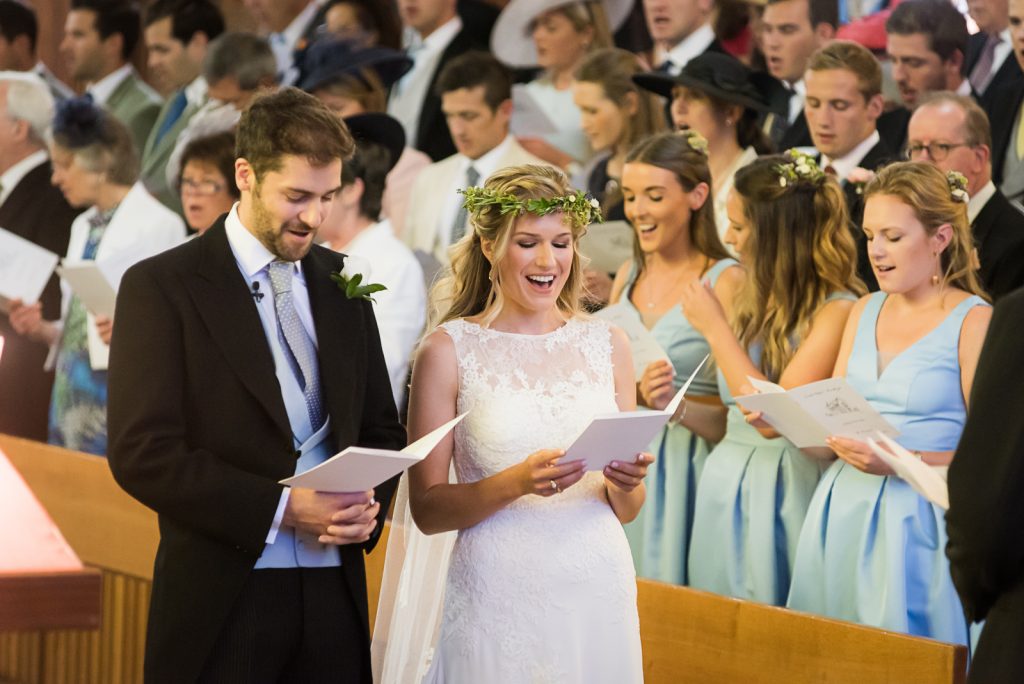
[491,0,634,68]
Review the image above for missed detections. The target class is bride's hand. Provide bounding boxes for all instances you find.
[604,452,652,493]
[516,449,586,496]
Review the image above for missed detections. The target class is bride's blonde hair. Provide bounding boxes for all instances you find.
[432,164,589,327]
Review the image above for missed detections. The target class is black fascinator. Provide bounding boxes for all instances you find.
[53,95,109,148]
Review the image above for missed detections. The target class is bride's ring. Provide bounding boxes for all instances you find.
[549,479,559,492]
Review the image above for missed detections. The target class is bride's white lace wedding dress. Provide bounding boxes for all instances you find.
[423,317,644,683]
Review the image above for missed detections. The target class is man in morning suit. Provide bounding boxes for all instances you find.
[964,0,1022,110]
[141,0,224,214]
[61,0,161,155]
[0,73,79,441]
[107,87,405,683]
[908,93,1024,300]
[805,40,892,291]
[388,0,488,162]
[642,0,724,75]
[947,287,1024,682]
[761,0,837,150]
[987,0,1024,204]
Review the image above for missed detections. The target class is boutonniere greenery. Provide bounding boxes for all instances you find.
[330,256,386,303]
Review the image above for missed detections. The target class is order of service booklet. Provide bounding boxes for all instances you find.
[280,414,466,493]
[867,431,949,509]
[735,376,898,448]
[564,355,708,471]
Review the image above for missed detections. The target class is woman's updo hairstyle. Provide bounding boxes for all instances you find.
[434,164,588,327]
[50,95,139,186]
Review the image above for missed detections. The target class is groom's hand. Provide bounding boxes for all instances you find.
[283,488,380,545]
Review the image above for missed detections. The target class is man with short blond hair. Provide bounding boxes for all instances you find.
[909,92,1024,299]
[805,40,892,290]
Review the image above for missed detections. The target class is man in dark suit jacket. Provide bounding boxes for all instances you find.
[107,88,405,683]
[805,41,893,290]
[908,92,1024,300]
[946,287,1024,683]
[760,0,838,150]
[964,0,1023,111]
[388,0,488,162]
[0,74,79,441]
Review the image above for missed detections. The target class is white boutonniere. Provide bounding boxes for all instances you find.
[847,167,875,195]
[330,255,386,303]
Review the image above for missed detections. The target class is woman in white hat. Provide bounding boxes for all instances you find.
[491,0,632,171]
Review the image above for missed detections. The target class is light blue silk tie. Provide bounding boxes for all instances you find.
[268,260,325,430]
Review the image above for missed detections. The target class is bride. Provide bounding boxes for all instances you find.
[377,164,649,683]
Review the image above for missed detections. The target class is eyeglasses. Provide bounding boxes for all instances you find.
[180,178,226,196]
[904,142,975,161]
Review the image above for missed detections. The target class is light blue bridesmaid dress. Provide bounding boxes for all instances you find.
[687,292,857,605]
[622,258,738,584]
[787,292,987,644]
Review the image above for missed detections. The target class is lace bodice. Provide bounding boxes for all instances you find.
[441,317,619,505]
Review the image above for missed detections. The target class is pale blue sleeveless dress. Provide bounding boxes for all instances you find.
[787,292,987,644]
[687,292,856,604]
[622,258,738,585]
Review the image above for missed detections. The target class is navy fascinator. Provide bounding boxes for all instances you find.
[53,95,109,148]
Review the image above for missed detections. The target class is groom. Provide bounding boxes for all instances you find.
[107,87,405,683]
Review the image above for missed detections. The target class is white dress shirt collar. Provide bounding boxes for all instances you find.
[788,78,806,124]
[407,14,462,51]
[968,180,997,223]
[821,129,880,182]
[462,133,514,176]
[659,22,716,74]
[0,150,48,208]
[87,64,132,105]
[224,203,303,280]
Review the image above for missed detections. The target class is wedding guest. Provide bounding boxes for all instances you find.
[388,0,487,162]
[634,51,772,245]
[61,0,161,154]
[643,0,724,75]
[908,92,1024,300]
[760,0,837,150]
[987,0,1024,204]
[320,113,426,408]
[141,0,224,214]
[610,130,743,584]
[397,164,647,680]
[321,0,402,49]
[788,162,990,646]
[404,51,546,272]
[574,48,666,222]
[244,0,326,85]
[0,0,74,102]
[7,97,185,455]
[964,0,1021,108]
[299,37,429,241]
[947,287,1024,682]
[0,72,79,442]
[177,130,238,234]
[804,40,892,291]
[685,151,862,605]
[490,0,629,170]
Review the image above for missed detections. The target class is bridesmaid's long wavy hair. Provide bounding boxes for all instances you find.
[862,162,987,299]
[624,131,731,280]
[432,164,589,328]
[731,154,865,380]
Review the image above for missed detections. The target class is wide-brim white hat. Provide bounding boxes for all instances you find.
[491,0,634,68]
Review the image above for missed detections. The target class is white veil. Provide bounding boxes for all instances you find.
[371,469,457,683]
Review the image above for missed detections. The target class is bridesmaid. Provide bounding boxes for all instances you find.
[610,130,743,584]
[683,151,864,604]
[787,162,991,644]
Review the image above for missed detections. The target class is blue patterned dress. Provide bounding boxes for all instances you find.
[787,292,987,644]
[687,292,857,604]
[48,210,113,456]
[622,258,738,584]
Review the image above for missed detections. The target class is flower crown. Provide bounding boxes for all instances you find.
[947,170,969,204]
[678,129,709,156]
[775,148,826,188]
[458,186,603,229]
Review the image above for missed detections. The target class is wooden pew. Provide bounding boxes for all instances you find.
[0,435,968,683]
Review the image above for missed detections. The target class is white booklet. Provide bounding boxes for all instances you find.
[280,414,466,493]
[564,355,708,471]
[0,227,60,313]
[594,303,671,380]
[578,220,633,274]
[735,376,898,448]
[866,431,949,509]
[57,261,124,371]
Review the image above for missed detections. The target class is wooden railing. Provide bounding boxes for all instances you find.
[0,435,967,683]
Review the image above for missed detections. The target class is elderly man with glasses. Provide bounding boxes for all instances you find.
[908,91,1024,299]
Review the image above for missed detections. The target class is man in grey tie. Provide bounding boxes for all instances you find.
[107,87,405,683]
